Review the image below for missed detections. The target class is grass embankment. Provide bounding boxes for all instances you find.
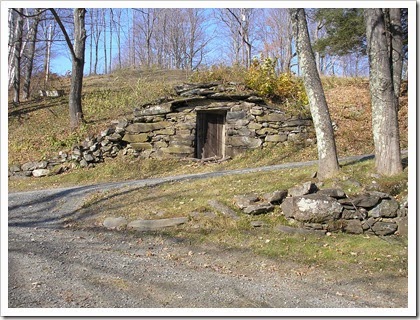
[8,69,409,274]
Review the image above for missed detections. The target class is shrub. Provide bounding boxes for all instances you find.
[245,57,309,115]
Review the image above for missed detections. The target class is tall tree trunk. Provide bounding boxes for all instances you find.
[389,8,403,109]
[290,8,339,179]
[364,8,402,176]
[69,8,87,129]
[50,8,86,130]
[13,8,24,104]
[22,9,41,100]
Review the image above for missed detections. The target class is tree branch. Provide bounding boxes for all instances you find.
[49,8,76,60]
[12,8,49,18]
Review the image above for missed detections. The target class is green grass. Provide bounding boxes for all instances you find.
[73,158,407,276]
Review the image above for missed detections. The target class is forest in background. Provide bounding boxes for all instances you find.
[7,8,408,82]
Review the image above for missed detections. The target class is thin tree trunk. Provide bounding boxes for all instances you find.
[13,9,24,104]
[89,9,93,75]
[44,22,52,86]
[22,9,41,100]
[109,9,113,72]
[290,8,339,179]
[8,9,15,88]
[103,9,107,74]
[117,9,121,69]
[364,8,402,176]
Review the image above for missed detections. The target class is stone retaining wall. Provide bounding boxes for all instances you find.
[9,82,314,177]
[123,82,314,159]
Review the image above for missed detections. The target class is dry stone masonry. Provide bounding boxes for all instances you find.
[123,82,314,159]
[9,82,314,178]
[233,182,408,237]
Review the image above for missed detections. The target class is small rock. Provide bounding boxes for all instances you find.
[9,165,21,173]
[262,190,288,204]
[243,203,274,215]
[83,153,95,162]
[369,199,399,218]
[343,220,364,234]
[316,188,346,199]
[21,161,38,171]
[341,208,366,220]
[79,159,88,168]
[207,200,239,219]
[288,181,318,197]
[103,217,128,230]
[233,194,259,209]
[32,169,50,177]
[339,193,381,209]
[371,221,398,236]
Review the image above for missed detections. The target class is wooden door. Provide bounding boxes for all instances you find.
[196,111,225,159]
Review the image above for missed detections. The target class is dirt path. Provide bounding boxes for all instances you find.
[6,154,409,313]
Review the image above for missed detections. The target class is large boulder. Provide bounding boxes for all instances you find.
[281,194,343,223]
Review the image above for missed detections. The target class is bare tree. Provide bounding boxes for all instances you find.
[259,8,294,73]
[11,8,24,104]
[22,8,41,100]
[134,8,159,68]
[364,8,402,175]
[215,8,256,68]
[50,8,87,130]
[109,9,113,72]
[290,8,339,179]
[115,9,122,69]
[102,9,107,74]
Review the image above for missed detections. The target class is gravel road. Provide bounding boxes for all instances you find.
[7,155,409,314]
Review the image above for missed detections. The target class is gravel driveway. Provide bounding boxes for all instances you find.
[6,156,409,315]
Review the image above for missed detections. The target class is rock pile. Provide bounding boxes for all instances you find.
[233,182,408,236]
[8,119,130,178]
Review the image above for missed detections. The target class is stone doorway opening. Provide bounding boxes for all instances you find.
[196,110,226,159]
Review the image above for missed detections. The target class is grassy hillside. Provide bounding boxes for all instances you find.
[7,69,409,273]
[8,68,408,191]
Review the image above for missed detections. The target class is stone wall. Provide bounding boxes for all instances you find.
[122,82,314,159]
[9,82,314,178]
[232,182,408,237]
